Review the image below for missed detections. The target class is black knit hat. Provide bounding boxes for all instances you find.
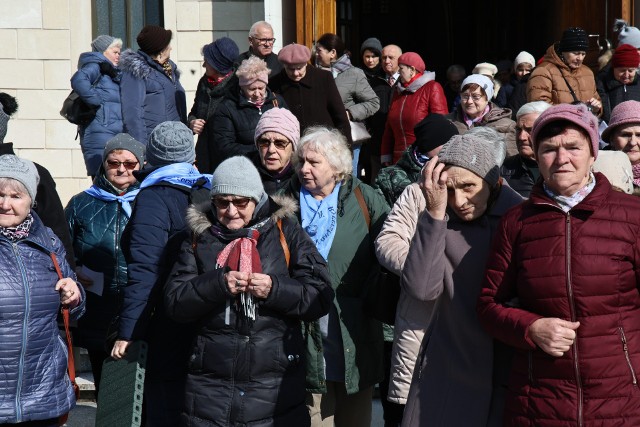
[137,25,172,55]
[360,37,382,57]
[413,114,459,155]
[558,27,589,52]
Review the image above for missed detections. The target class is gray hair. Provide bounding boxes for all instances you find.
[516,101,552,119]
[109,38,123,50]
[249,21,273,37]
[0,177,31,203]
[295,126,352,181]
[236,56,271,81]
[466,126,507,167]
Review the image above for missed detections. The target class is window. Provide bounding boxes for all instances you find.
[93,0,163,49]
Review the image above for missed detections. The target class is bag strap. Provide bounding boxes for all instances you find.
[276,219,290,267]
[555,64,580,103]
[354,186,370,230]
[272,98,279,108]
[50,253,76,391]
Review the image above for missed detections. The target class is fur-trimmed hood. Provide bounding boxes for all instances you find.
[119,48,181,80]
[186,194,298,236]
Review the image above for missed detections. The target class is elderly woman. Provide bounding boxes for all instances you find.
[315,33,380,175]
[478,103,640,425]
[381,52,448,165]
[203,56,286,171]
[71,35,123,177]
[387,132,522,427]
[120,25,187,144]
[65,133,145,393]
[597,45,640,123]
[253,107,300,194]
[0,155,85,425]
[189,37,239,173]
[281,126,389,427]
[270,44,352,143]
[602,100,640,195]
[448,74,518,156]
[164,156,333,426]
[527,27,602,114]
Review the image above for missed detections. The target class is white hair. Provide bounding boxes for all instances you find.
[516,101,552,119]
[109,38,123,49]
[249,21,273,37]
[294,126,352,181]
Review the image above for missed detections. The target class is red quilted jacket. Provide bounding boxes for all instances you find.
[478,174,640,426]
[380,72,448,164]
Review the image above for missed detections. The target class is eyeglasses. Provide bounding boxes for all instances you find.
[106,160,138,170]
[252,37,276,45]
[212,197,253,210]
[460,94,485,102]
[257,138,291,150]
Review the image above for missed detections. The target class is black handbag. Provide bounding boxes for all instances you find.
[60,90,98,125]
[364,266,401,325]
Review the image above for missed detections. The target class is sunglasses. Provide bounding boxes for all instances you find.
[106,160,138,170]
[257,138,290,150]
[212,197,253,210]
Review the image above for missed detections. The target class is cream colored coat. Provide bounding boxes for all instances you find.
[374,183,435,404]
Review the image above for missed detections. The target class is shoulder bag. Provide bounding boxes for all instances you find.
[60,73,102,126]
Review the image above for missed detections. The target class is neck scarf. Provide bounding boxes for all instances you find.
[140,163,212,190]
[0,213,33,242]
[300,182,341,260]
[462,104,491,128]
[158,60,173,78]
[632,163,640,187]
[84,184,140,217]
[543,172,596,212]
[207,71,232,87]
[402,72,423,88]
[330,54,353,78]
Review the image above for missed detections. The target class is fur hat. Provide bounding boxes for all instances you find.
[203,37,239,74]
[0,155,39,205]
[412,114,459,155]
[210,156,265,203]
[254,108,301,150]
[558,27,589,52]
[278,43,311,65]
[103,133,146,167]
[360,38,382,57]
[137,25,172,55]
[601,100,640,142]
[398,52,425,73]
[92,35,115,53]
[611,43,640,68]
[438,134,502,186]
[146,121,195,167]
[0,93,18,143]
[531,103,600,159]
[461,74,495,101]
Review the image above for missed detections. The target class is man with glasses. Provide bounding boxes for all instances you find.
[236,21,283,79]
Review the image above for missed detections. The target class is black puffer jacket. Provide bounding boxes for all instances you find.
[596,70,640,123]
[164,195,333,427]
[203,88,287,171]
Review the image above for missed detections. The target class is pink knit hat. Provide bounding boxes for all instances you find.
[601,100,640,142]
[254,108,301,149]
[238,72,269,87]
[531,103,600,159]
[278,43,311,65]
[398,52,425,73]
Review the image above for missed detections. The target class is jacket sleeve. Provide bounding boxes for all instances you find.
[47,225,86,320]
[401,210,447,301]
[209,102,255,161]
[596,75,612,123]
[260,218,334,321]
[380,106,395,164]
[375,184,424,276]
[70,63,102,107]
[427,81,449,115]
[187,78,205,123]
[347,71,380,122]
[120,72,147,143]
[118,188,171,340]
[477,211,542,350]
[526,67,553,103]
[324,72,353,146]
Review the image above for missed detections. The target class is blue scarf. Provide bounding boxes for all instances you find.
[84,185,140,217]
[140,163,212,190]
[300,182,341,260]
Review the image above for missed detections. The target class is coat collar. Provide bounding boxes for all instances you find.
[528,172,611,213]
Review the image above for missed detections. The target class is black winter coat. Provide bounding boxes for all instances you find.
[236,50,283,81]
[252,156,296,196]
[597,70,640,123]
[500,155,538,198]
[202,88,286,171]
[362,66,394,156]
[164,196,333,427]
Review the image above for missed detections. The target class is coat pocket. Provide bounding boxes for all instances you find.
[619,326,638,386]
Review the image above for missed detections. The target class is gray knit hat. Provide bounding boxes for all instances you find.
[146,122,195,167]
[0,155,39,205]
[210,156,265,203]
[438,134,502,186]
[103,133,146,166]
[91,35,115,53]
[360,37,383,57]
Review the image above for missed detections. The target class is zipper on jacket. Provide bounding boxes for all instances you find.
[565,214,583,427]
[13,243,30,423]
[528,351,533,383]
[398,96,409,152]
[619,326,638,385]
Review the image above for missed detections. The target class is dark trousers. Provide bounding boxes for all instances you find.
[380,341,405,427]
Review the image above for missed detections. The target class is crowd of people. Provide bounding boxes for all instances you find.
[2,16,640,427]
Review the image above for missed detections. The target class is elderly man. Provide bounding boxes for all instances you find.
[381,44,401,86]
[500,101,552,197]
[236,20,282,78]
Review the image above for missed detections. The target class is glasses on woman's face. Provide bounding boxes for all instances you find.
[460,93,485,102]
[212,197,252,210]
[106,160,138,170]
[257,137,290,150]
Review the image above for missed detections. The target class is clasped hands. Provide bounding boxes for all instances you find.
[225,271,272,299]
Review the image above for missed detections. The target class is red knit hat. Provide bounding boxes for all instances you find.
[398,52,425,73]
[611,43,640,68]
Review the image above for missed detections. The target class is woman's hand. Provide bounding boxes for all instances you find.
[225,271,250,295]
[189,119,206,135]
[586,98,601,114]
[248,273,272,299]
[528,317,580,357]
[55,278,81,308]
[111,340,131,359]
[419,156,448,220]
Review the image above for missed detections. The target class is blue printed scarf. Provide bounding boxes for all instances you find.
[140,163,212,190]
[300,182,341,260]
[84,185,140,217]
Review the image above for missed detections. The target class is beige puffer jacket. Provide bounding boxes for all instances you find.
[374,183,435,404]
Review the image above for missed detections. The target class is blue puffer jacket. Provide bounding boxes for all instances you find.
[119,49,187,144]
[71,52,123,176]
[0,212,85,423]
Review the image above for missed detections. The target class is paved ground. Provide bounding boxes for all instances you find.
[65,398,385,426]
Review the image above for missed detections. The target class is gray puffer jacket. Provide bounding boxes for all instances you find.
[332,55,380,122]
[0,212,85,423]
